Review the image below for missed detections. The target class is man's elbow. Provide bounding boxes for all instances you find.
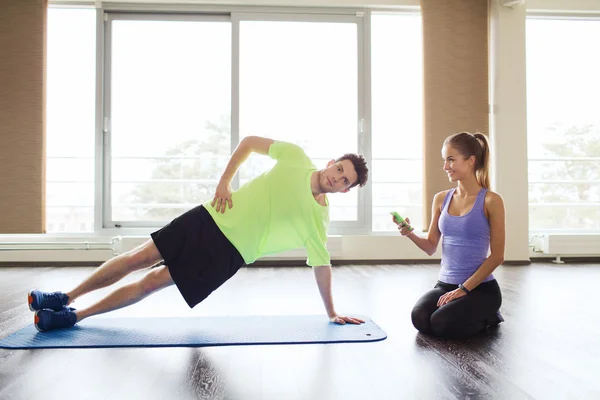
[241,136,271,155]
[239,136,254,149]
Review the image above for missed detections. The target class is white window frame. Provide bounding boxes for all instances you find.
[526,12,600,234]
[98,7,371,234]
[101,12,231,229]
[368,10,423,235]
[63,4,426,237]
[231,11,369,235]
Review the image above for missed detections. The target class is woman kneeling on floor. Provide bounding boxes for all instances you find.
[395,132,505,339]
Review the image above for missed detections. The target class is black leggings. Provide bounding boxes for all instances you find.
[411,280,502,339]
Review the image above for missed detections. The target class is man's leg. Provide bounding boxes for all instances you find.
[28,239,163,311]
[66,239,163,304]
[34,265,175,331]
[75,265,174,322]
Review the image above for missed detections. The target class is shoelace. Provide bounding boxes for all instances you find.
[55,309,74,324]
[44,292,65,305]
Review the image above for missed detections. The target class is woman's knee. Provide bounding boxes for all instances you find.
[430,310,457,338]
[411,306,432,333]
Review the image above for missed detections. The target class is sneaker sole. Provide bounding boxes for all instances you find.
[27,291,36,312]
[34,311,44,332]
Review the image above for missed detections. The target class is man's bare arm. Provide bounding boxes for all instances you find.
[212,136,274,213]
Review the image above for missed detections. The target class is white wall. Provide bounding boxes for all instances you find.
[0,234,440,263]
[489,0,530,261]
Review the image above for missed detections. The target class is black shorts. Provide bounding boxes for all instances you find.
[151,205,245,308]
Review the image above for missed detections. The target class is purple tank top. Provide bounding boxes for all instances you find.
[438,188,494,284]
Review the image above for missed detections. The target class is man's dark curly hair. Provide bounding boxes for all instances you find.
[336,154,369,189]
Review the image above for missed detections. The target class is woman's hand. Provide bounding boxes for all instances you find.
[392,216,413,236]
[437,288,467,307]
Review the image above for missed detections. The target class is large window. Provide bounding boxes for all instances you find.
[106,15,231,225]
[46,8,96,233]
[47,7,423,235]
[371,13,423,232]
[238,17,360,223]
[527,18,600,232]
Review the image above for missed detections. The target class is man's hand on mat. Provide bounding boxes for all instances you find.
[212,181,233,214]
[329,315,365,325]
[437,288,466,307]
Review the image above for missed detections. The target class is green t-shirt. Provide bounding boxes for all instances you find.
[203,141,331,266]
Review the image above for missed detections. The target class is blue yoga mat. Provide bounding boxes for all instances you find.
[0,315,386,349]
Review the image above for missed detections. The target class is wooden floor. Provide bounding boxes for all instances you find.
[1,262,599,400]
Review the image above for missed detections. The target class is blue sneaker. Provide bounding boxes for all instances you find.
[34,308,77,332]
[28,290,69,312]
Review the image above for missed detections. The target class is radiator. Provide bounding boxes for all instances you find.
[0,236,123,255]
[541,234,600,255]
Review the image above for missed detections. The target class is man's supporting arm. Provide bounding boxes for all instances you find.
[313,265,364,325]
